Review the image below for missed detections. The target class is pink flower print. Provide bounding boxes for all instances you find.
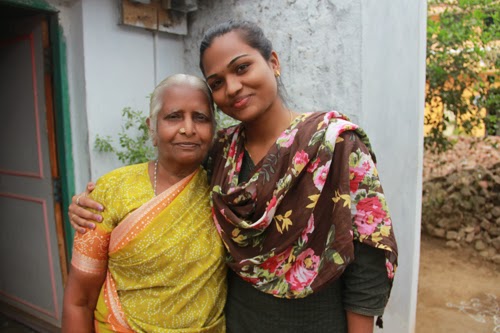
[349,152,374,192]
[227,136,238,160]
[354,196,387,235]
[293,150,309,174]
[349,165,366,193]
[307,158,320,173]
[313,161,331,191]
[228,151,245,183]
[267,196,278,213]
[300,215,315,243]
[261,247,293,276]
[386,261,395,279]
[362,160,371,171]
[241,275,261,285]
[223,126,238,136]
[235,151,244,172]
[252,196,278,229]
[285,248,320,292]
[323,111,336,125]
[276,129,298,148]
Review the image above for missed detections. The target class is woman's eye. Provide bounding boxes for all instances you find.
[194,113,210,122]
[236,63,249,74]
[165,113,181,120]
[210,79,223,90]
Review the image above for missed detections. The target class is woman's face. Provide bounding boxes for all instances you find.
[151,85,214,171]
[202,31,280,123]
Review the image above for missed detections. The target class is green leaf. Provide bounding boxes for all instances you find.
[94,106,155,165]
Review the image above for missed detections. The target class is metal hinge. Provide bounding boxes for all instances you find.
[53,178,62,203]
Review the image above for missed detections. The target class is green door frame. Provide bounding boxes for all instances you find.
[3,0,75,257]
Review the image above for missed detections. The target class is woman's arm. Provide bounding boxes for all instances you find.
[69,182,104,233]
[342,243,388,333]
[336,131,396,331]
[65,173,115,331]
[62,266,106,333]
[346,311,374,333]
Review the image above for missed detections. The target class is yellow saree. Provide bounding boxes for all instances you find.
[71,163,227,333]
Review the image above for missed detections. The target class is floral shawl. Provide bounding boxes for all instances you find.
[72,165,226,332]
[210,111,398,299]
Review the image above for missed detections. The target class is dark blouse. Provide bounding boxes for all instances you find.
[224,150,390,333]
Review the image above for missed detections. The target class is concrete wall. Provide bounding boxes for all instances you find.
[184,1,426,332]
[184,0,363,121]
[55,0,186,188]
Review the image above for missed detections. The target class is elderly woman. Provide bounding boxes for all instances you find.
[62,74,226,333]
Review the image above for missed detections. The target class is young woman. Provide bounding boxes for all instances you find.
[70,21,398,333]
[63,74,226,332]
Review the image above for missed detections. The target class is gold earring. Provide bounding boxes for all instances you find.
[179,127,186,134]
[275,70,280,78]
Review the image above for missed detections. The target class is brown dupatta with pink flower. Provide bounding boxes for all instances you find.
[210,111,398,299]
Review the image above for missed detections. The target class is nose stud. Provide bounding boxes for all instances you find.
[179,127,186,134]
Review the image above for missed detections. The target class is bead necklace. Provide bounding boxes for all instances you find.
[154,159,158,195]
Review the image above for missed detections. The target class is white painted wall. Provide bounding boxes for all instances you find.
[53,0,185,190]
[81,0,185,181]
[184,1,426,332]
[360,2,426,332]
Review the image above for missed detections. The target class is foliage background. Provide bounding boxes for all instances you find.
[425,0,499,151]
[94,107,155,165]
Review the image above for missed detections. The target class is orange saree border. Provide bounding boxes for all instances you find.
[109,169,196,254]
[99,271,135,333]
[72,226,110,274]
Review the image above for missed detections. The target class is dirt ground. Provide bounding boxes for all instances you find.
[416,234,500,333]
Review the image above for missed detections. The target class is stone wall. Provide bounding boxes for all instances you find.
[422,138,500,264]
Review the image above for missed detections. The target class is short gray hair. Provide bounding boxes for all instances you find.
[149,74,215,139]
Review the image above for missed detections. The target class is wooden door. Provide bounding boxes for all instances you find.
[0,14,65,328]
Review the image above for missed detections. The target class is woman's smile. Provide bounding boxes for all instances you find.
[174,141,200,149]
[232,95,252,109]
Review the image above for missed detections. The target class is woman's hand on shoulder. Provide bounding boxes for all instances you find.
[68,182,104,234]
